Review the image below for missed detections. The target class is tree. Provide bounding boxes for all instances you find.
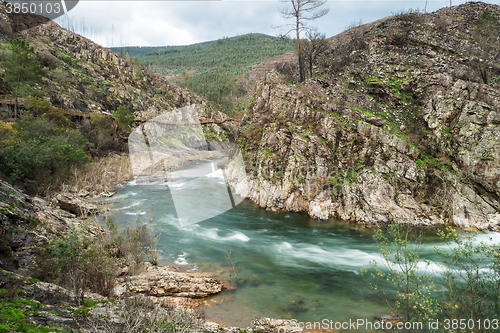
[361,224,439,323]
[277,0,329,82]
[471,9,500,84]
[113,105,134,130]
[2,38,44,120]
[301,28,329,79]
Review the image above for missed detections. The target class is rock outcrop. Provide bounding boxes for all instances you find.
[227,2,500,230]
[0,180,106,273]
[56,193,99,216]
[112,263,225,299]
[0,2,237,147]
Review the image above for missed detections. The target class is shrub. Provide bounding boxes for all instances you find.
[112,105,134,130]
[363,224,500,330]
[435,226,500,323]
[80,117,121,156]
[0,115,89,194]
[362,224,440,323]
[88,296,204,333]
[64,154,132,196]
[35,225,115,302]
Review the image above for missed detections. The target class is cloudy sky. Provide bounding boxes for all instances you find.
[55,0,499,47]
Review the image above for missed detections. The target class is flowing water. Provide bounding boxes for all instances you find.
[103,159,500,328]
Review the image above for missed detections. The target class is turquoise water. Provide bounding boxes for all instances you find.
[104,160,500,328]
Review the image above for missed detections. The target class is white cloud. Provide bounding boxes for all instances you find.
[55,0,499,47]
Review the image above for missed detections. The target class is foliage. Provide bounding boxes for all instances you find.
[180,69,246,116]
[0,115,89,194]
[132,58,144,81]
[35,225,115,303]
[116,34,294,116]
[0,289,75,333]
[25,97,72,128]
[112,105,134,130]
[119,34,293,71]
[363,224,500,331]
[1,38,45,118]
[362,224,440,323]
[35,215,155,302]
[435,226,500,323]
[80,116,121,156]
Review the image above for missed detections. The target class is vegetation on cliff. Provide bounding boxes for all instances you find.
[120,34,294,116]
[228,2,500,230]
[0,2,235,195]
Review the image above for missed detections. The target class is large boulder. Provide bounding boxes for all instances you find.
[112,263,225,299]
[56,193,99,216]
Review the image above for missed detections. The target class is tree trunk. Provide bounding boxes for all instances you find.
[296,16,304,82]
[309,53,313,78]
[14,73,21,120]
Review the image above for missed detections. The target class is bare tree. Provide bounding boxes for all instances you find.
[277,0,329,82]
[301,28,329,79]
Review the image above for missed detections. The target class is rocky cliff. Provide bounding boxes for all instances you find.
[227,2,500,230]
[0,3,234,148]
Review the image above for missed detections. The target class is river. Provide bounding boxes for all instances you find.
[103,159,500,328]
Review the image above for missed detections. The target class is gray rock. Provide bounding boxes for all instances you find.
[366,117,386,127]
[56,193,99,216]
[112,263,225,299]
[252,317,303,333]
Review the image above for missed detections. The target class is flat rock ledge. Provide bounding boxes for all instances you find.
[113,263,225,298]
[252,317,303,333]
[56,193,99,216]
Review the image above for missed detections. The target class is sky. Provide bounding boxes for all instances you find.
[54,0,500,47]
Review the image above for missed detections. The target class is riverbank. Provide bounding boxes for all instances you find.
[0,175,306,332]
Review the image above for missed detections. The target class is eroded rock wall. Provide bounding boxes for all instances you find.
[227,67,500,229]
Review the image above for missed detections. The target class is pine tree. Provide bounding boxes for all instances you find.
[3,38,44,120]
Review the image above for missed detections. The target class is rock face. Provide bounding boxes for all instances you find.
[0,181,104,273]
[113,263,225,299]
[0,2,237,143]
[228,2,500,230]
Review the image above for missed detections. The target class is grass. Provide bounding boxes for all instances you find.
[0,290,74,333]
[64,154,132,196]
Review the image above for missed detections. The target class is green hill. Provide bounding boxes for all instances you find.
[112,34,295,116]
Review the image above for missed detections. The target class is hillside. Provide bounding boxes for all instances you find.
[0,2,235,124]
[0,8,248,332]
[116,34,295,116]
[119,34,293,78]
[226,2,500,230]
[0,3,236,194]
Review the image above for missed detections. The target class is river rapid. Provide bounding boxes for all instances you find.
[104,159,500,328]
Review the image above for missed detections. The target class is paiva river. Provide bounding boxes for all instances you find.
[104,159,500,328]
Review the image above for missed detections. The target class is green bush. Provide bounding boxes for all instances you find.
[362,224,440,323]
[35,225,114,302]
[112,105,134,130]
[435,225,500,323]
[0,115,89,194]
[35,217,152,301]
[363,224,500,331]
